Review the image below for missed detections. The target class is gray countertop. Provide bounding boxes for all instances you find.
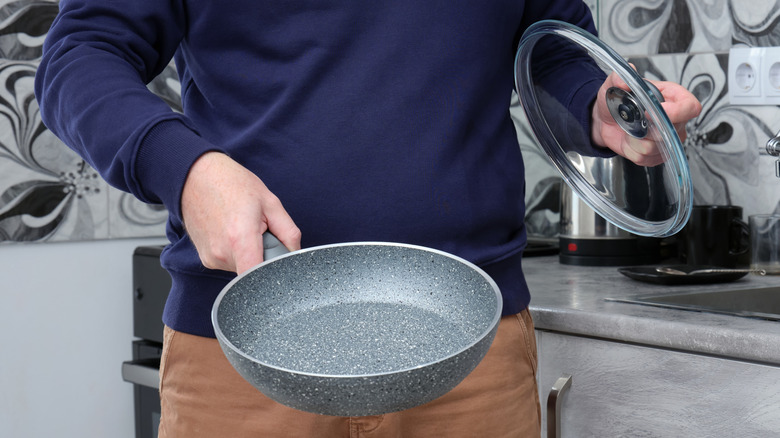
[523,256,780,365]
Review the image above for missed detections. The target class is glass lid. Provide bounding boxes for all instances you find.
[514,20,692,237]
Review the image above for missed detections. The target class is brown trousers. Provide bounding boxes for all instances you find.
[158,309,541,438]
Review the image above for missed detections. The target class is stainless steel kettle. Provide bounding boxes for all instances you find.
[558,155,662,266]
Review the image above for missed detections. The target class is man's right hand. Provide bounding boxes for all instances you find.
[180,151,302,275]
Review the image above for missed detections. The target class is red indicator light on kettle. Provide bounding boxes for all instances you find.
[567,243,578,252]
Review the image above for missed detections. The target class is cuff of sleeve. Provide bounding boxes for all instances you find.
[134,119,222,221]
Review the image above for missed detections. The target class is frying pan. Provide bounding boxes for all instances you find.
[212,234,502,416]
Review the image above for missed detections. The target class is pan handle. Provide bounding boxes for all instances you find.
[263,232,291,261]
[546,374,573,438]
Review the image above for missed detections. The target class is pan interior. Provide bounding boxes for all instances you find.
[216,244,500,376]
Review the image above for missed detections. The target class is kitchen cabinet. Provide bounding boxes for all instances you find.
[536,329,780,437]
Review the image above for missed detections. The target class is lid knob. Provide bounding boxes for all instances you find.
[605,80,664,139]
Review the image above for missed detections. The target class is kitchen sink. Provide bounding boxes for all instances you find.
[608,286,780,321]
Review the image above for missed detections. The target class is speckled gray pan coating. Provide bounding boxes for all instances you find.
[212,242,502,416]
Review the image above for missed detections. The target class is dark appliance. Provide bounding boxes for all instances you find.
[558,180,662,267]
[122,246,170,438]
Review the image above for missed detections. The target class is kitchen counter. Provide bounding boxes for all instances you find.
[523,256,780,365]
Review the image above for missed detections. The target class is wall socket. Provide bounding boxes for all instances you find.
[729,46,780,105]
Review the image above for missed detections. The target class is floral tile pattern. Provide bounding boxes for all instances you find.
[598,0,780,56]
[0,0,169,243]
[4,0,780,242]
[630,53,780,217]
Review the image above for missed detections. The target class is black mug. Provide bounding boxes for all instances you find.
[680,205,750,268]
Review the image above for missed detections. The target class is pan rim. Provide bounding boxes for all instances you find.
[211,240,503,379]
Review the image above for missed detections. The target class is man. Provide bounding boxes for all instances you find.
[36,1,701,436]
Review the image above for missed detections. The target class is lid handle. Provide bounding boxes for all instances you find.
[605,80,664,139]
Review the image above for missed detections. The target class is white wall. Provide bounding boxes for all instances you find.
[0,237,167,438]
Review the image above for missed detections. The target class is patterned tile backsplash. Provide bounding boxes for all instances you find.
[0,0,170,243]
[2,0,780,243]
[604,0,780,221]
[632,52,780,219]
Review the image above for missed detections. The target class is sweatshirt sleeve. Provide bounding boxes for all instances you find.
[516,0,616,158]
[34,0,218,221]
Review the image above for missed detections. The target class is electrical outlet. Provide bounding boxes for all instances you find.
[763,47,780,102]
[728,47,764,105]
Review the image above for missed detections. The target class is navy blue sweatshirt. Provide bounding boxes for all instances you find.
[36,0,598,337]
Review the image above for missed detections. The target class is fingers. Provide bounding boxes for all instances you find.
[232,194,301,274]
[592,98,666,166]
[231,228,266,276]
[611,76,701,123]
[655,81,701,145]
[621,136,665,167]
[661,98,702,127]
[262,194,302,254]
[594,74,700,166]
[606,71,628,90]
[222,205,302,275]
[650,79,701,118]
[181,151,301,275]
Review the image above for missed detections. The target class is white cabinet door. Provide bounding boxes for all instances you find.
[537,330,780,437]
